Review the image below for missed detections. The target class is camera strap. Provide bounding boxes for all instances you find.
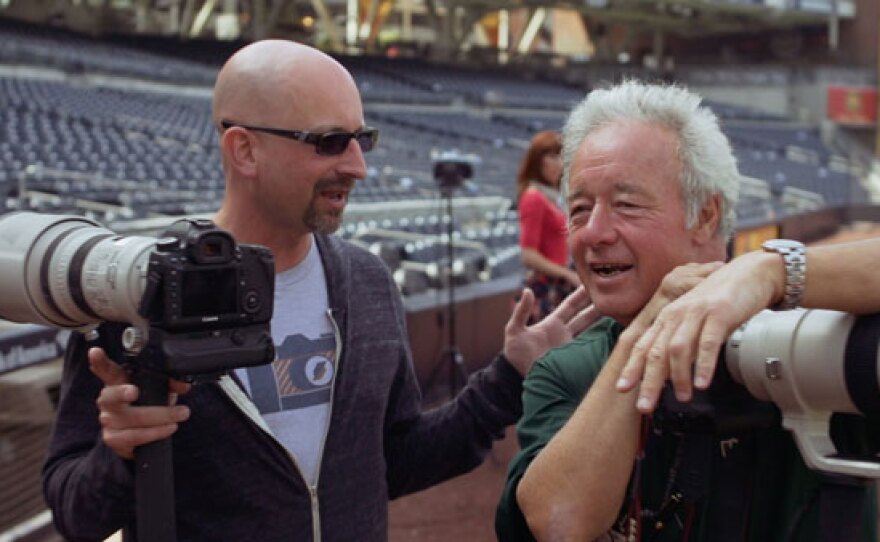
[623,416,651,542]
[703,431,755,542]
[654,429,755,542]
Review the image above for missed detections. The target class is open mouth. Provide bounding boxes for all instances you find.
[590,263,633,278]
[321,189,347,203]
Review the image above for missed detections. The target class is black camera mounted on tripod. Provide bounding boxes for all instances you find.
[88,218,276,542]
[106,218,275,381]
[0,212,278,542]
[431,149,480,194]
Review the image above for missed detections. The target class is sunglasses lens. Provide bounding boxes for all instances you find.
[356,130,377,152]
[315,129,378,155]
[317,133,352,155]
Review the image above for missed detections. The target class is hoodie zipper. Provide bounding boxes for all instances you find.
[218,308,342,542]
[306,308,342,542]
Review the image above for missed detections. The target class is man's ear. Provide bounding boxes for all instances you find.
[221,127,259,178]
[692,193,721,245]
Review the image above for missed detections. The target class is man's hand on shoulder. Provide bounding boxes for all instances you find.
[616,256,777,413]
[503,286,600,376]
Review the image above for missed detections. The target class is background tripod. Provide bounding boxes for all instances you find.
[423,151,479,401]
[433,188,469,399]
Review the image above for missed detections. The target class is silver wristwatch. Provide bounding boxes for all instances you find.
[761,239,806,310]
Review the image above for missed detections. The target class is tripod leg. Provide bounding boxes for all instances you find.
[131,367,177,542]
[447,348,468,397]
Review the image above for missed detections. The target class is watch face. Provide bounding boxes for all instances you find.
[763,239,804,251]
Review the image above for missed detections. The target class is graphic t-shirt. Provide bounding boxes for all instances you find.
[235,236,336,487]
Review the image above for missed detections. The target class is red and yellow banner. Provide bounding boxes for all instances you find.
[827,85,877,127]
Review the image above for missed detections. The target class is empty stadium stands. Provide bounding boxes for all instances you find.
[0,17,873,298]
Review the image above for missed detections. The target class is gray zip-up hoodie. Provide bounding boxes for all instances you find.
[42,233,524,541]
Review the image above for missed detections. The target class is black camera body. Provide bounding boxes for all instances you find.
[431,149,480,192]
[653,350,780,436]
[120,219,275,380]
[141,219,273,331]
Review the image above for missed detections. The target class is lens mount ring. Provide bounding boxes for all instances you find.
[68,233,115,320]
[39,226,89,324]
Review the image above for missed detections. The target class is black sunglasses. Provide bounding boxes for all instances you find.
[220,120,379,156]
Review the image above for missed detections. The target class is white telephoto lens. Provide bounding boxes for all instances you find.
[0,212,153,329]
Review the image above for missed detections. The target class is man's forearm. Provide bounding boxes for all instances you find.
[517,331,642,541]
[802,239,880,314]
[386,353,522,498]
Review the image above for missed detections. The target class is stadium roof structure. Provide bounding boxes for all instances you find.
[463,0,852,31]
[0,0,859,62]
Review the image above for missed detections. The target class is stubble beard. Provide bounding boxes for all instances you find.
[303,178,352,234]
[304,203,343,234]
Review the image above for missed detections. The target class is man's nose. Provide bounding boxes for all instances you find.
[338,138,368,180]
[577,204,617,247]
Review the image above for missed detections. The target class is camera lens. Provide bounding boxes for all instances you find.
[0,212,154,328]
[726,309,880,417]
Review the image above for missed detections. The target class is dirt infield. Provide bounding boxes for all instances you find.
[388,224,880,542]
[389,427,518,542]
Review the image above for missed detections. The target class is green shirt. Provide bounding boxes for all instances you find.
[496,318,878,542]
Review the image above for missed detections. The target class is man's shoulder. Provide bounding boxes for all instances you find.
[532,317,619,384]
[315,234,400,312]
[542,317,619,361]
[316,233,388,270]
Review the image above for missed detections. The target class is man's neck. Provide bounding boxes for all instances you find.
[268,234,313,273]
[213,207,313,273]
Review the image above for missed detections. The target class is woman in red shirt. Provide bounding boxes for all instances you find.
[516,130,581,320]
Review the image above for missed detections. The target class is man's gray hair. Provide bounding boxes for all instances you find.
[561,80,741,240]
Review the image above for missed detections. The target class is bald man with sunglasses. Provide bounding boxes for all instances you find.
[42,40,597,542]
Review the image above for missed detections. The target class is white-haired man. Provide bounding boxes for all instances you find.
[496,81,878,542]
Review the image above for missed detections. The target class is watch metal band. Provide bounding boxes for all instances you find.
[763,239,806,310]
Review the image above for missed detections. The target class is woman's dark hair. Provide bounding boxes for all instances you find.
[516,130,562,202]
